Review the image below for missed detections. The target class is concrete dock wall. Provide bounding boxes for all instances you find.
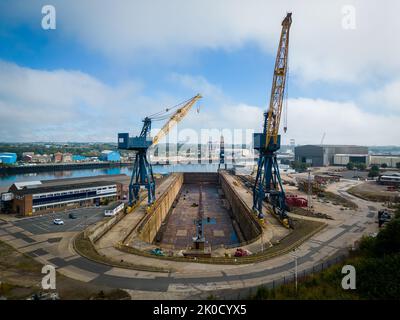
[137,173,184,243]
[85,210,126,243]
[219,172,262,241]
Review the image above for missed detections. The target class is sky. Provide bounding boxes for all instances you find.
[0,0,399,145]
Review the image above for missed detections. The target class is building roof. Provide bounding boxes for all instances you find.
[12,180,119,196]
[9,174,126,196]
[13,181,43,190]
[296,145,367,148]
[334,154,369,157]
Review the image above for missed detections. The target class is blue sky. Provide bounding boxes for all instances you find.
[0,0,399,145]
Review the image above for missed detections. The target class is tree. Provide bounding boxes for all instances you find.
[381,163,388,168]
[291,161,309,172]
[346,162,354,170]
[368,165,380,178]
[355,162,366,171]
[396,162,400,169]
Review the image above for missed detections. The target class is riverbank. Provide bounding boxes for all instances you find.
[0,162,131,175]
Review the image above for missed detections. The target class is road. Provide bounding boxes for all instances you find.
[0,179,380,299]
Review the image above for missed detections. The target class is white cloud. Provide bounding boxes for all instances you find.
[0,62,398,145]
[361,80,400,113]
[5,0,400,84]
[169,73,400,145]
[0,60,179,142]
[284,98,400,145]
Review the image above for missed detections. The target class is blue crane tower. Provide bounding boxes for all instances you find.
[118,94,202,209]
[253,13,292,228]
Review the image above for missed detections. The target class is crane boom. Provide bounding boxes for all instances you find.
[118,94,201,206]
[252,13,292,228]
[265,12,292,146]
[152,94,202,146]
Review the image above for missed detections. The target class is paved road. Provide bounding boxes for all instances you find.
[0,179,381,299]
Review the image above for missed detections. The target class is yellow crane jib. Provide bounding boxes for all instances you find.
[152,94,202,146]
[252,12,293,228]
[118,94,202,206]
[265,12,292,147]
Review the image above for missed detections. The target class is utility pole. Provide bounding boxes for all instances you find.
[307,169,312,211]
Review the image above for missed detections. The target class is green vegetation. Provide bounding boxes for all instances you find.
[368,165,380,178]
[250,206,400,300]
[346,162,354,170]
[0,239,130,300]
[291,161,309,172]
[355,162,366,170]
[396,162,400,169]
[381,163,388,168]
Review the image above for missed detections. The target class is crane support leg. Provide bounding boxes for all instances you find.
[128,150,155,206]
[252,136,289,225]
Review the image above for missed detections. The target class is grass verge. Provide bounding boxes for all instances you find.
[74,232,169,272]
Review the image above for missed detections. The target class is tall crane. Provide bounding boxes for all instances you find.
[118,94,202,207]
[253,13,292,227]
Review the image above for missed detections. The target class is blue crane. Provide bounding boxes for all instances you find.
[253,13,292,228]
[118,94,202,209]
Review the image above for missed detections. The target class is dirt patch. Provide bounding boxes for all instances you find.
[347,182,400,203]
[0,240,130,300]
[322,191,358,209]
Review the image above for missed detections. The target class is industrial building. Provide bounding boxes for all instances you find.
[333,154,369,166]
[99,150,121,162]
[0,176,123,216]
[369,155,400,168]
[0,152,17,164]
[294,145,368,167]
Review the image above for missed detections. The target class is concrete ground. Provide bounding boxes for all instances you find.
[0,175,382,299]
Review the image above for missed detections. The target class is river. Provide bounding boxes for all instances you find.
[0,163,243,188]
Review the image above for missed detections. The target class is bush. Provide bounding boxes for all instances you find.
[368,165,380,177]
[355,163,366,171]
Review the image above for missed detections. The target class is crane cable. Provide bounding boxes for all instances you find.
[283,52,289,133]
[146,96,195,121]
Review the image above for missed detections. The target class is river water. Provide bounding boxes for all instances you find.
[0,163,243,188]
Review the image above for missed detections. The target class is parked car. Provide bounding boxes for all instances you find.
[150,248,165,256]
[68,213,77,219]
[53,219,64,225]
[234,248,251,257]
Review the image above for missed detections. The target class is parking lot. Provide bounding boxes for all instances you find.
[12,207,105,235]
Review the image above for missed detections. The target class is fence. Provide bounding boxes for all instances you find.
[216,252,349,300]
